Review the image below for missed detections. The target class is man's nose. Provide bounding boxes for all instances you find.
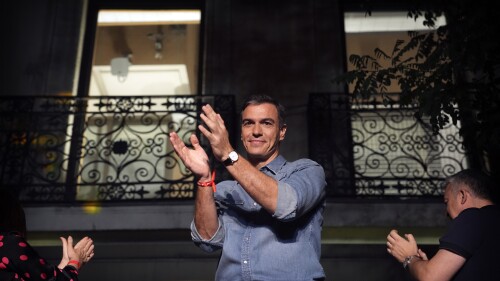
[252,124,262,135]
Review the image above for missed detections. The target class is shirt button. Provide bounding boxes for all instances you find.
[243,260,248,264]
[253,202,257,206]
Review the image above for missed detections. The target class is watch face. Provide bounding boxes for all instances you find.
[229,151,238,161]
[224,151,238,166]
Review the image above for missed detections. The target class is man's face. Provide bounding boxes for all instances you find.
[240,103,286,165]
[443,184,463,219]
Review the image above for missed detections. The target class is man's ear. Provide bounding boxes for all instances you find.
[279,125,287,141]
[459,189,470,205]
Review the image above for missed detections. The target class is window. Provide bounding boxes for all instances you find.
[90,10,201,96]
[343,11,467,196]
[77,7,203,201]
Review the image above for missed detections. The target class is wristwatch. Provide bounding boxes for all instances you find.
[223,151,239,166]
[403,255,418,269]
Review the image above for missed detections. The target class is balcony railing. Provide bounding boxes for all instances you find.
[308,93,468,198]
[1,94,468,203]
[0,95,236,202]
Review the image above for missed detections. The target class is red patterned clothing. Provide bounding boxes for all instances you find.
[0,232,79,281]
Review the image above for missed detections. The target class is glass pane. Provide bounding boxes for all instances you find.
[344,11,446,94]
[90,10,201,96]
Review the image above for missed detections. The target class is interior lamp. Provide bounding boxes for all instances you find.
[110,57,132,82]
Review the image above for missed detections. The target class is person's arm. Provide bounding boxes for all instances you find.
[193,179,219,239]
[1,233,81,281]
[224,156,279,213]
[169,132,219,239]
[408,249,465,281]
[387,229,465,281]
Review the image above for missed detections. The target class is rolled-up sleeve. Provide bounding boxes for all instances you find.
[190,218,225,252]
[273,160,326,221]
[273,181,298,220]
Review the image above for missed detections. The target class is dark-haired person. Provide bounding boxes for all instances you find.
[169,95,326,280]
[0,189,95,280]
[386,169,500,281]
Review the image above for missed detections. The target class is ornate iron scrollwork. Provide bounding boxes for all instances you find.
[0,95,236,202]
[309,93,467,198]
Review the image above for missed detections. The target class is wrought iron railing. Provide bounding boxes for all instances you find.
[0,95,236,202]
[1,93,468,202]
[308,93,468,198]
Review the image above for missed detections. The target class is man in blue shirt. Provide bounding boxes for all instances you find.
[169,95,326,280]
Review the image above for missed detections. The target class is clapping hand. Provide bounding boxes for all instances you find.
[58,236,94,270]
[386,229,419,262]
[169,132,211,181]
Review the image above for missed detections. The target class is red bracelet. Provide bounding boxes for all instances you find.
[67,260,80,269]
[197,170,216,192]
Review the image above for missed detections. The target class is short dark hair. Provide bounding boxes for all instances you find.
[445,169,496,201]
[0,189,27,237]
[240,95,286,128]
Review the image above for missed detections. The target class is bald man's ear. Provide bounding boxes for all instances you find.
[460,189,472,205]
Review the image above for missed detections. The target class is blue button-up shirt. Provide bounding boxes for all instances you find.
[191,155,327,281]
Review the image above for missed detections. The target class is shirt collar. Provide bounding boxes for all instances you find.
[260,155,286,175]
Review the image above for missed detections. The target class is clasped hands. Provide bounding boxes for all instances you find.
[169,104,233,181]
[386,229,428,263]
[58,236,94,270]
